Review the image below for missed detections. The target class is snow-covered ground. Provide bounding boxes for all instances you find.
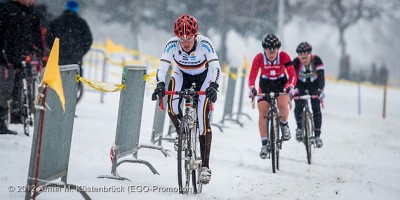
[1,70,399,200]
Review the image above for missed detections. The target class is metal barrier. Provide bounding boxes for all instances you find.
[219,67,251,127]
[150,66,174,145]
[82,48,108,103]
[220,67,241,126]
[235,67,252,123]
[25,65,91,200]
[99,66,168,181]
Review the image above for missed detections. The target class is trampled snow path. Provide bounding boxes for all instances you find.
[1,81,399,200]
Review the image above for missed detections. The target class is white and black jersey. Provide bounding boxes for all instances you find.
[155,35,221,136]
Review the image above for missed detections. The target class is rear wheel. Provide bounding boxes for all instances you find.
[275,112,280,171]
[189,114,203,194]
[186,125,198,194]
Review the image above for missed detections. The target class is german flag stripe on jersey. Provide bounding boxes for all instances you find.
[168,77,176,116]
[203,97,209,135]
[174,59,207,70]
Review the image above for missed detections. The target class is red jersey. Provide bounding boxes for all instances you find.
[248,51,297,89]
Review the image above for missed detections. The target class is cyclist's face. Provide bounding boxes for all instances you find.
[265,49,278,61]
[299,53,311,65]
[179,36,195,52]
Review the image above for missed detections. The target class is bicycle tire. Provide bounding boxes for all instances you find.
[275,112,280,171]
[177,119,186,194]
[190,127,202,194]
[269,111,278,173]
[186,122,200,194]
[304,111,312,164]
[194,160,203,194]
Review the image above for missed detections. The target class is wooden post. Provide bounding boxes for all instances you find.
[357,83,361,115]
[382,84,387,119]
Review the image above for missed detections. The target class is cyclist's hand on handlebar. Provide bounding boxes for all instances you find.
[284,85,295,98]
[151,82,165,101]
[249,86,257,98]
[206,82,219,103]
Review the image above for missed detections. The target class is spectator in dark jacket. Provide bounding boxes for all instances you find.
[34,4,53,64]
[0,0,42,134]
[46,0,93,77]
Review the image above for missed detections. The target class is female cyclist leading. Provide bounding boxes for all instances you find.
[152,14,221,184]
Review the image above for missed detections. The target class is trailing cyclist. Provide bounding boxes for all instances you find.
[248,33,297,159]
[151,14,221,184]
[292,42,325,148]
[0,0,42,134]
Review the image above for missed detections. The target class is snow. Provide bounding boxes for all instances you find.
[1,71,400,199]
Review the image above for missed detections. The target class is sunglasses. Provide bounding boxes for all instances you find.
[265,48,278,54]
[299,54,309,60]
[179,37,195,42]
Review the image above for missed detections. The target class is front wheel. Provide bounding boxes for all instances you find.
[304,111,313,164]
[177,118,191,194]
[269,111,279,173]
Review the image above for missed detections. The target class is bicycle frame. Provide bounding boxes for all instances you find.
[20,60,36,136]
[159,84,211,194]
[293,92,319,164]
[254,92,286,173]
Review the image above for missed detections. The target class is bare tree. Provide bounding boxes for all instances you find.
[291,0,382,79]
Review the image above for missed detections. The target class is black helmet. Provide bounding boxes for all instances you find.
[296,42,312,54]
[262,33,281,50]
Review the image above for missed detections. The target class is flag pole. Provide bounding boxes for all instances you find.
[32,83,47,200]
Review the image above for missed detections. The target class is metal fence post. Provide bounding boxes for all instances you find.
[219,67,243,127]
[82,48,107,103]
[382,84,387,119]
[151,66,174,145]
[98,65,168,181]
[235,67,252,123]
[25,65,91,200]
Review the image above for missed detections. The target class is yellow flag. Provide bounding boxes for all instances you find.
[42,38,65,112]
[106,38,125,53]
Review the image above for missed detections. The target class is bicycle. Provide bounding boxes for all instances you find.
[158,83,213,194]
[19,59,37,136]
[2,51,41,136]
[252,92,287,173]
[292,90,320,164]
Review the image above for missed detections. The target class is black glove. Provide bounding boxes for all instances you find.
[249,87,257,98]
[284,85,295,97]
[151,82,165,101]
[205,82,219,103]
